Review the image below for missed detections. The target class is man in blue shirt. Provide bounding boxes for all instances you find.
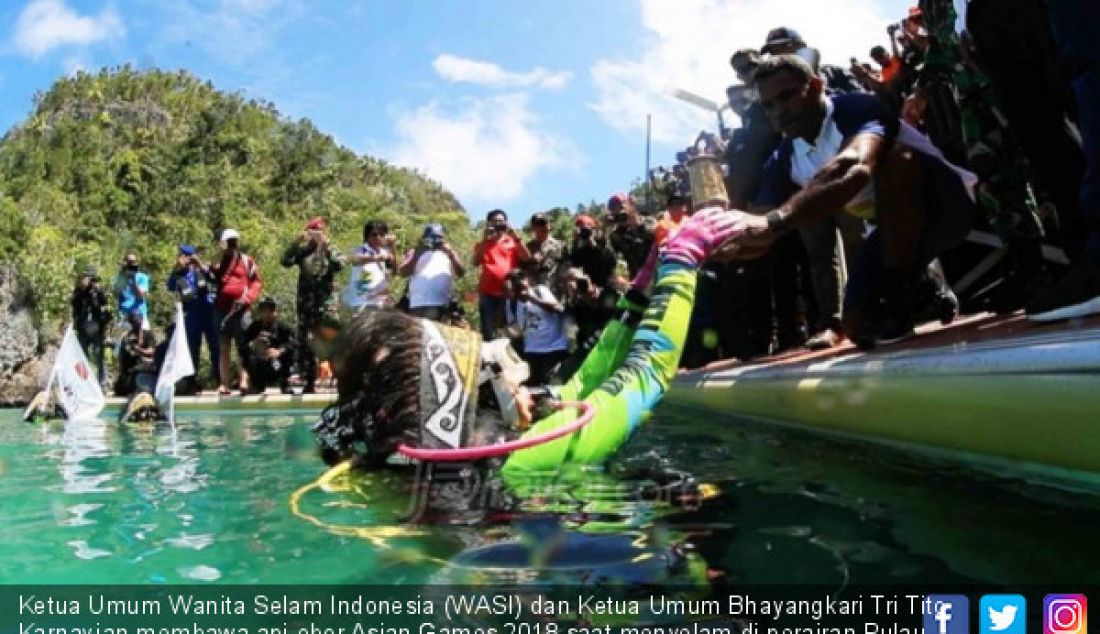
[724,55,979,349]
[113,252,150,326]
[167,244,218,392]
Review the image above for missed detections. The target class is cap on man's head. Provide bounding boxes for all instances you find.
[530,212,548,227]
[607,192,631,210]
[306,217,326,231]
[751,53,817,87]
[220,228,240,242]
[575,215,598,229]
[178,244,196,256]
[423,223,445,239]
[761,27,805,54]
[486,209,507,221]
[907,6,923,18]
[258,296,278,310]
[82,266,98,278]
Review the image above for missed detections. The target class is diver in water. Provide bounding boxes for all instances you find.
[115,309,163,422]
[312,208,745,517]
[114,310,158,398]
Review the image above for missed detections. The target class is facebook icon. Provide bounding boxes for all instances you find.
[924,595,971,634]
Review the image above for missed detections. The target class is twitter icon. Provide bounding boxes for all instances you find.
[982,595,1027,634]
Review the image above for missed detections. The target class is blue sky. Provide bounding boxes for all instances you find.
[0,0,950,223]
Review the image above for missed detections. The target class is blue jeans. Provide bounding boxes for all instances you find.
[1049,0,1100,262]
[478,293,506,341]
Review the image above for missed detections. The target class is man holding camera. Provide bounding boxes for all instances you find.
[606,193,654,281]
[525,212,567,295]
[113,253,150,327]
[210,228,262,395]
[568,214,618,290]
[71,267,111,388]
[343,219,398,313]
[167,244,218,392]
[242,297,296,394]
[400,223,466,322]
[281,217,346,394]
[472,209,531,341]
[505,267,568,385]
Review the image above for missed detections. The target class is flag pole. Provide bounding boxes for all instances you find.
[645,113,653,215]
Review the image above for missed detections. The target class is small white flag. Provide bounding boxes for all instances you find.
[53,326,106,421]
[154,303,195,423]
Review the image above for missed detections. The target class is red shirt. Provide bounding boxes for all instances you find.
[212,252,262,312]
[477,236,522,297]
[881,57,903,85]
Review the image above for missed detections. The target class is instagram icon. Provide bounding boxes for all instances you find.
[1045,595,1088,634]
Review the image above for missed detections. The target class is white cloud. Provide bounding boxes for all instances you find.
[13,0,123,58]
[386,94,572,206]
[591,0,903,144]
[433,54,572,90]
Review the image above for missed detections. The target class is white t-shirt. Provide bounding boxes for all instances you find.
[513,285,568,353]
[407,250,455,308]
[343,244,392,309]
[789,97,977,218]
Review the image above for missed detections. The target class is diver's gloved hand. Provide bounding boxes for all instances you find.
[661,207,747,268]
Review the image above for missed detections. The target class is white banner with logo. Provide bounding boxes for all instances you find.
[53,326,106,421]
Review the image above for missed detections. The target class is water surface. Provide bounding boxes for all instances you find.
[1,406,1097,585]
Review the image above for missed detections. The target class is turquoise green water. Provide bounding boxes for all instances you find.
[2,406,1099,585]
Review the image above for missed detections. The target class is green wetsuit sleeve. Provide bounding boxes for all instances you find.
[502,262,696,479]
[554,294,647,403]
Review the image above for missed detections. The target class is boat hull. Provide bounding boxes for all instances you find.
[669,314,1100,484]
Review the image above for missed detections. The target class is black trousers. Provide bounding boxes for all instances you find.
[968,0,1088,262]
[247,356,291,391]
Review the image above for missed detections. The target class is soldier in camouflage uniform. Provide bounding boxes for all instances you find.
[281,217,346,393]
[966,0,1087,265]
[918,0,1050,310]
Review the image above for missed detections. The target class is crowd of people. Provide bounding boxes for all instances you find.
[67,0,1100,395]
[678,0,1099,360]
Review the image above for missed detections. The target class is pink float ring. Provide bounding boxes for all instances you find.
[396,401,595,462]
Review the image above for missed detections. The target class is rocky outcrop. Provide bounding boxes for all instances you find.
[0,266,47,406]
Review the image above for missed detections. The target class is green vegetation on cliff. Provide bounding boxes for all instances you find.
[0,66,474,331]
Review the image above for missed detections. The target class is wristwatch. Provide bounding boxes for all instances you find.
[765,210,788,234]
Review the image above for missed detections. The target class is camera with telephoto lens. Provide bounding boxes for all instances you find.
[577,226,593,241]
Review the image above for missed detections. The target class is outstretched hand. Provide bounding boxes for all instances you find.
[662,207,749,267]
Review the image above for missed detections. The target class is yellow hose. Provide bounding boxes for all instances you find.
[288,461,446,565]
